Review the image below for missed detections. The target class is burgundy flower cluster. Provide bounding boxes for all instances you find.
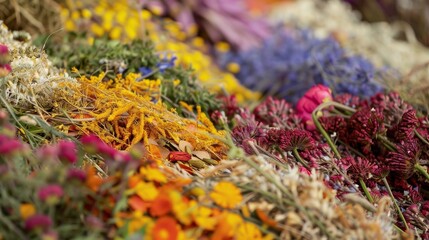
[318,92,429,236]
[219,86,429,237]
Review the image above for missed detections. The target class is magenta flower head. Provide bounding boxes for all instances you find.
[38,184,64,204]
[296,85,332,130]
[81,135,116,158]
[0,135,23,156]
[57,140,77,164]
[0,44,10,64]
[67,168,87,182]
[25,214,52,232]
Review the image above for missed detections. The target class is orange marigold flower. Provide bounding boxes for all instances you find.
[152,216,180,240]
[19,203,36,220]
[149,194,172,217]
[210,181,242,209]
[128,195,150,212]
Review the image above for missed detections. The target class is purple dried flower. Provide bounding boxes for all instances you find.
[232,123,266,154]
[57,140,77,164]
[38,184,64,203]
[386,140,420,179]
[25,214,52,232]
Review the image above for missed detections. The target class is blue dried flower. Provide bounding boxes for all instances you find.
[217,28,393,103]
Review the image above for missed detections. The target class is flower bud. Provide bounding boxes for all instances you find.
[296,85,332,130]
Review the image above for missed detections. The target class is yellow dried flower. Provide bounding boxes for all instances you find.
[210,181,242,209]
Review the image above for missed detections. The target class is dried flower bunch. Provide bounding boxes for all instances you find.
[216,28,388,104]
[2,0,429,239]
[213,85,429,238]
[0,22,75,110]
[40,35,221,115]
[0,109,271,239]
[58,0,261,103]
[268,0,429,113]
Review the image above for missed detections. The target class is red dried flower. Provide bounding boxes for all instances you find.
[347,107,386,154]
[168,151,191,162]
[277,129,315,151]
[25,214,52,232]
[319,116,347,137]
[386,140,420,179]
[341,156,377,180]
[388,109,418,141]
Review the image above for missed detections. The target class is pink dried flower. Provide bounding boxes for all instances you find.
[38,184,64,203]
[296,85,332,130]
[81,135,116,159]
[298,166,311,176]
[232,123,266,154]
[386,140,420,179]
[25,214,52,232]
[0,64,11,77]
[0,135,23,155]
[67,168,87,182]
[57,140,77,164]
[0,44,9,65]
[253,96,301,128]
